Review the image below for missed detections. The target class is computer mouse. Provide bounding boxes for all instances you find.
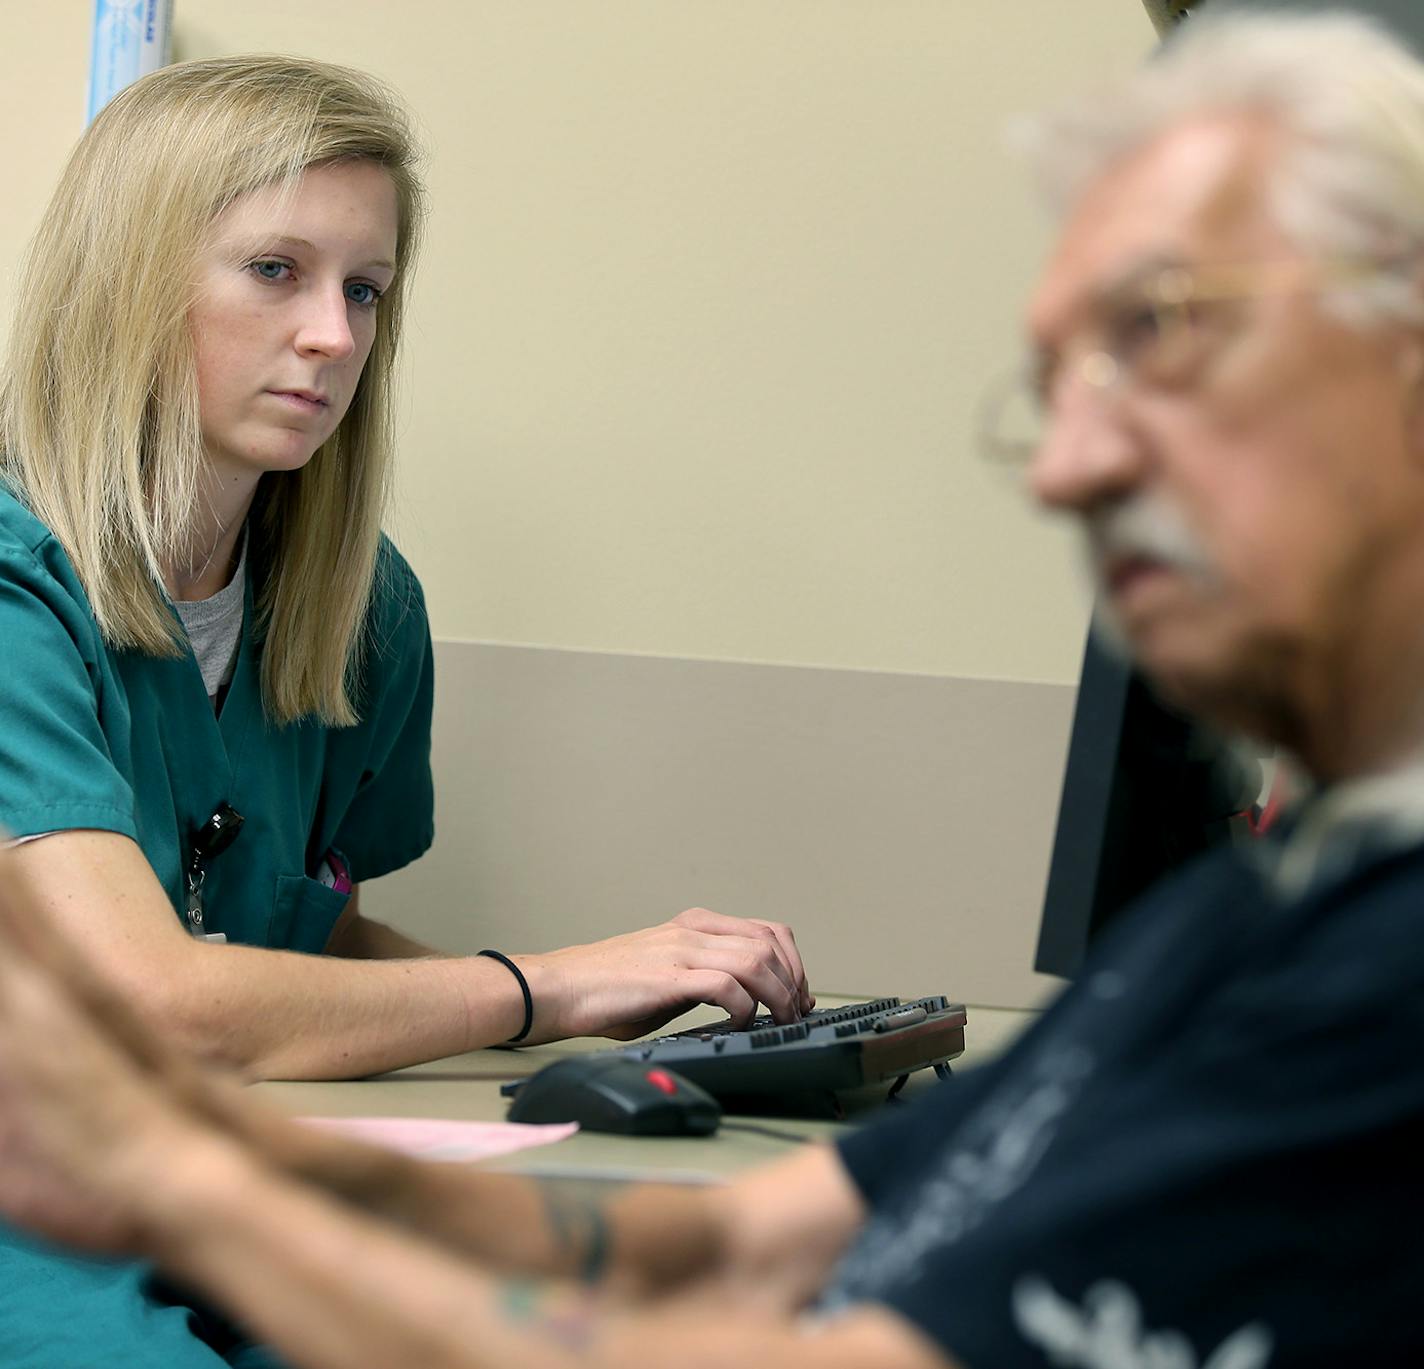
[506,1056,722,1136]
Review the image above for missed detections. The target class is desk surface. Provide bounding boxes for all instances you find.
[255,1001,1033,1183]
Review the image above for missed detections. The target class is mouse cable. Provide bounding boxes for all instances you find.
[718,1121,814,1145]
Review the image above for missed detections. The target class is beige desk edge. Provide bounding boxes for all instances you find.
[255,1002,1036,1183]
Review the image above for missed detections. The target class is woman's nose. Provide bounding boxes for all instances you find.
[294,285,357,361]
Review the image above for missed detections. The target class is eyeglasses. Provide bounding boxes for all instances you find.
[977,258,1388,467]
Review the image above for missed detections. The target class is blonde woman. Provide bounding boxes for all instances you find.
[0,52,811,1367]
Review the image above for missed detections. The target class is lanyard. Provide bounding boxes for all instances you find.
[185,803,245,939]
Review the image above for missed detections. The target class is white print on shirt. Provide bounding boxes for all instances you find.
[821,1043,1096,1309]
[1013,1276,1275,1369]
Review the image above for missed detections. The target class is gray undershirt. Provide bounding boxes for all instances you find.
[172,532,247,702]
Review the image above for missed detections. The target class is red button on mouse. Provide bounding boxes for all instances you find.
[645,1069,679,1095]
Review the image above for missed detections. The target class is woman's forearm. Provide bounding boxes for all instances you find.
[10,829,526,1078]
[164,940,525,1077]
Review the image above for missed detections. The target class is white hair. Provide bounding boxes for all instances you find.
[1018,9,1424,327]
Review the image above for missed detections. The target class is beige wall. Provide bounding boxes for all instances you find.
[2,1,1150,679]
[1,3,1155,1009]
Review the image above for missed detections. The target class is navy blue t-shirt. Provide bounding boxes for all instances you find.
[826,839,1424,1367]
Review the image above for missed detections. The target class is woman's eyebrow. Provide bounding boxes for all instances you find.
[249,234,396,273]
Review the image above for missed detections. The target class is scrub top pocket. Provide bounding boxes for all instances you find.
[267,874,352,955]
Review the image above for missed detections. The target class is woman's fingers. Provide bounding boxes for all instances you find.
[671,909,812,1019]
[667,968,758,1029]
[531,912,813,1040]
[753,919,813,1014]
[684,932,799,1024]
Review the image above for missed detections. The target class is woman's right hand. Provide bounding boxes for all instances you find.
[516,908,815,1044]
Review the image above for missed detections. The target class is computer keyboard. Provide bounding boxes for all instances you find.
[612,996,967,1108]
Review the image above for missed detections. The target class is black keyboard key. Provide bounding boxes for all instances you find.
[873,1006,927,1032]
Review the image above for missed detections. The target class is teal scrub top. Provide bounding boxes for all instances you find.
[0,488,435,953]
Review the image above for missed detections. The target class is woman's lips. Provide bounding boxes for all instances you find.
[267,390,329,413]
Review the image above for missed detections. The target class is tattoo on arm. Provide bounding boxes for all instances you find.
[501,1279,598,1353]
[541,1183,611,1285]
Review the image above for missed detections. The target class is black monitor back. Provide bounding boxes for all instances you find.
[1034,630,1252,978]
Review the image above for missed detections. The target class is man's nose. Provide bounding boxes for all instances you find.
[295,285,357,361]
[1027,374,1144,512]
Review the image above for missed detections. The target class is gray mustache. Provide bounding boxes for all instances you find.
[1086,496,1217,582]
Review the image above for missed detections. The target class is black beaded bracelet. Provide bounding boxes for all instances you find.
[477,949,533,1043]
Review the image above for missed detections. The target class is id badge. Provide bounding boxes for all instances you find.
[315,849,353,894]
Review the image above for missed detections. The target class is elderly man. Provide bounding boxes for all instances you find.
[0,10,1421,1368]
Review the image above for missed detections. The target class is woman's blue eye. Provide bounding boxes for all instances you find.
[246,259,380,307]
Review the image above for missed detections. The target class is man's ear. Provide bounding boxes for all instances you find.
[1401,339,1424,463]
[1403,342,1424,386]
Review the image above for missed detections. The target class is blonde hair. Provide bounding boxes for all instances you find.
[1018,10,1424,329]
[0,54,425,725]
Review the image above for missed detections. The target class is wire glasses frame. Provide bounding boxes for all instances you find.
[976,258,1391,467]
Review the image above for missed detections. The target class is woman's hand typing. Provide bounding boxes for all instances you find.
[514,907,814,1043]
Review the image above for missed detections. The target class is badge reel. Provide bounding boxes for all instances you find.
[185,803,245,943]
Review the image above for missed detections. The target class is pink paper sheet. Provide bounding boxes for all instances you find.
[300,1115,579,1162]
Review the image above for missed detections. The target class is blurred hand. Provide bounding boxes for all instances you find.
[0,845,420,1253]
[0,847,217,1252]
[517,908,815,1043]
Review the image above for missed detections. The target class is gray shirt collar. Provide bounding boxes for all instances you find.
[1263,753,1424,900]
